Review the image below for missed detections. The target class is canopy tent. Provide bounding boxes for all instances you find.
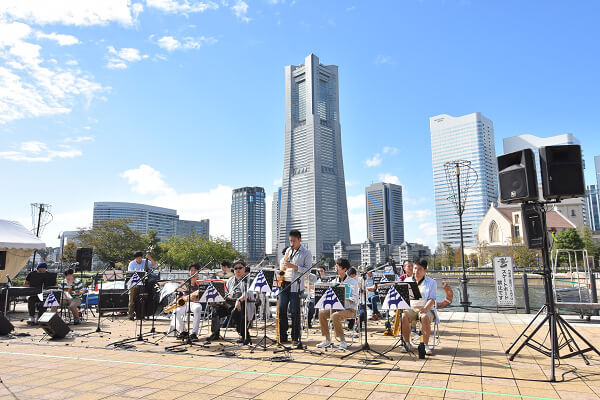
[0,220,46,283]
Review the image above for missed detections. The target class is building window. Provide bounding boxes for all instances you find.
[571,210,576,217]
[514,225,520,239]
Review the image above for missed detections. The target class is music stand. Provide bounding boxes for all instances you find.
[382,283,415,356]
[249,269,278,352]
[81,265,113,337]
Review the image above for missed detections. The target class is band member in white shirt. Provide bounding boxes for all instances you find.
[317,258,359,350]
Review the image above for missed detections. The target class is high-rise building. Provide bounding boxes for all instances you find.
[430,112,498,248]
[176,219,209,237]
[585,185,600,231]
[503,133,586,228]
[595,155,600,188]
[277,54,351,259]
[271,188,281,253]
[231,187,266,262]
[93,202,178,241]
[365,182,404,245]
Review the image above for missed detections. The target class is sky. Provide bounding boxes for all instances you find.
[2,0,599,251]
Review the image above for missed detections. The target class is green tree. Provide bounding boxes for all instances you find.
[510,239,537,269]
[580,226,600,262]
[436,242,455,269]
[476,240,491,267]
[76,219,147,267]
[61,242,78,263]
[163,234,241,269]
[553,228,584,250]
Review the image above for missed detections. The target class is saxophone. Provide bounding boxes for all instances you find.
[278,247,291,285]
[275,248,291,344]
[163,289,200,313]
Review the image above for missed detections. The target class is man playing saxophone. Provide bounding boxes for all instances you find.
[169,263,203,340]
[278,229,312,347]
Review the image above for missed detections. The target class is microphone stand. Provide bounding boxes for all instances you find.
[81,263,112,337]
[2,275,11,317]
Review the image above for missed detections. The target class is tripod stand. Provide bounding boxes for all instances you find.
[81,265,111,337]
[341,270,392,363]
[506,201,600,382]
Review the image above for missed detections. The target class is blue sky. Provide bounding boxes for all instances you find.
[2,0,599,250]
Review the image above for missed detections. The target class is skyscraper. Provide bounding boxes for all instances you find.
[231,187,266,262]
[176,219,209,237]
[430,112,498,248]
[277,54,351,258]
[271,187,281,253]
[365,182,404,245]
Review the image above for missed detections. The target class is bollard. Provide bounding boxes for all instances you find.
[522,272,531,314]
[591,270,598,317]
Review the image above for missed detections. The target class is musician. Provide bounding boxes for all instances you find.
[51,268,86,325]
[25,262,49,324]
[170,263,203,340]
[366,270,382,321]
[401,259,436,355]
[208,260,255,344]
[127,250,156,320]
[317,258,359,350]
[398,260,414,281]
[279,229,312,347]
[217,260,233,279]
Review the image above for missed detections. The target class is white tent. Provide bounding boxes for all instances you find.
[0,220,46,283]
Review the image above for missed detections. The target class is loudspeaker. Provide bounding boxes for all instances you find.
[76,247,93,271]
[497,149,539,203]
[521,203,545,249]
[0,314,14,335]
[98,289,129,312]
[0,251,6,270]
[539,144,585,200]
[38,312,70,339]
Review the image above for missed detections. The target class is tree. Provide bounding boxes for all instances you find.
[162,234,241,269]
[476,240,491,267]
[436,242,455,269]
[77,219,147,267]
[61,242,78,263]
[553,228,584,250]
[580,226,600,262]
[509,240,537,269]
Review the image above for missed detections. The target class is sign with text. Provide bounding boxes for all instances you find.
[493,256,516,306]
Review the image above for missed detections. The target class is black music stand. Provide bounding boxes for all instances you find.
[81,264,112,337]
[382,283,418,356]
[341,270,392,363]
[249,270,278,352]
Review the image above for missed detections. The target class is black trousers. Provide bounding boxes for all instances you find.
[28,296,46,317]
[278,282,301,341]
[231,302,250,340]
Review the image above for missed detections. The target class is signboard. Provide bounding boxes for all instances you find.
[493,256,516,306]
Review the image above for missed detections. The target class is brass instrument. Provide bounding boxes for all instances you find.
[163,288,199,313]
[392,309,402,336]
[278,247,291,285]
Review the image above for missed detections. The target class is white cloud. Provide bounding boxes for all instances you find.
[375,55,391,65]
[0,141,82,162]
[0,0,139,26]
[346,5,357,12]
[265,194,273,252]
[65,59,78,66]
[272,178,282,186]
[418,222,437,237]
[106,46,147,69]
[365,153,382,167]
[382,146,398,156]
[64,135,94,143]
[378,173,400,185]
[347,194,365,211]
[404,209,433,222]
[345,180,359,187]
[155,35,216,52]
[231,0,250,22]
[121,164,232,239]
[0,21,107,124]
[145,0,218,15]
[120,164,175,197]
[349,210,366,243]
[35,31,80,46]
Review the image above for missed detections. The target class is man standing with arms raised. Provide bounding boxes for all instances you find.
[279,229,312,347]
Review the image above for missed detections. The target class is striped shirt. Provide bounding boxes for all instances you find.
[59,278,85,300]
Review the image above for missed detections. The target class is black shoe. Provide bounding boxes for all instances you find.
[190,333,198,341]
[73,319,81,325]
[177,331,189,339]
[208,332,220,342]
[128,315,135,321]
[280,338,290,344]
[243,338,252,345]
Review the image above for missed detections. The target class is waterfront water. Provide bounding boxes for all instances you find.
[436,278,548,312]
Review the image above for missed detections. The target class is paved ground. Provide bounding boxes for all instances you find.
[1,308,600,400]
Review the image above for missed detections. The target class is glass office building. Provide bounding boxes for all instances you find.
[430,112,498,248]
[231,187,266,262]
[277,54,351,259]
[365,182,404,245]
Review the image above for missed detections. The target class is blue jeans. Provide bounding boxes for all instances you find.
[368,295,380,315]
[278,282,301,341]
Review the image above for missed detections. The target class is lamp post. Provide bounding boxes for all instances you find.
[455,165,469,312]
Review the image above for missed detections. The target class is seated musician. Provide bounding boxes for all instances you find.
[170,263,203,340]
[317,258,359,350]
[217,260,233,279]
[208,260,255,344]
[398,260,414,281]
[366,270,382,321]
[127,250,156,320]
[401,258,436,355]
[51,268,86,325]
[25,262,49,325]
[347,268,364,331]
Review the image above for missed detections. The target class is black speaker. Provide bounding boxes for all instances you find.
[539,145,585,200]
[76,247,93,271]
[497,149,539,203]
[521,203,545,249]
[0,251,6,270]
[38,312,70,339]
[99,289,129,312]
[0,314,14,335]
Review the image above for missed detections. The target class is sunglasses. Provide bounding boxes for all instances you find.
[234,266,244,270]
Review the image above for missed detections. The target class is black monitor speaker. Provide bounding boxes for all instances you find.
[76,247,93,271]
[0,251,6,270]
[539,145,585,200]
[497,149,539,203]
[0,314,14,335]
[38,312,70,339]
[521,203,545,249]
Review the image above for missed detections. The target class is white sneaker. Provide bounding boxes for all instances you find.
[400,342,414,353]
[424,345,432,355]
[337,340,348,350]
[316,338,332,348]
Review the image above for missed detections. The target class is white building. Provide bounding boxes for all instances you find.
[430,112,498,248]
